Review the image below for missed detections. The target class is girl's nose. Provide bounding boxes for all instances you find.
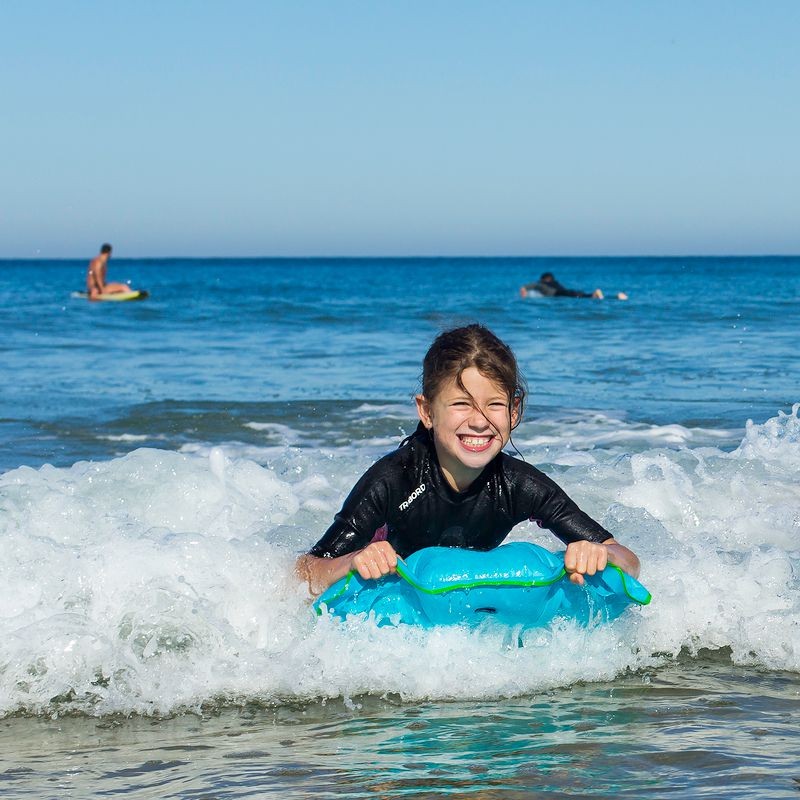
[467,406,490,429]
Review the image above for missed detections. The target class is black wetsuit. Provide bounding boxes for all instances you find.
[308,426,611,559]
[523,277,592,298]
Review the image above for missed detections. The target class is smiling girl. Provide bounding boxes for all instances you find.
[297,324,640,594]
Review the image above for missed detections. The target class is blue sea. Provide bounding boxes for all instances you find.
[1,256,799,798]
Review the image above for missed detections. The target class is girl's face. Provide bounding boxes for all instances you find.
[416,366,518,492]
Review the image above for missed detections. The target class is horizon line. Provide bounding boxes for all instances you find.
[2,252,799,262]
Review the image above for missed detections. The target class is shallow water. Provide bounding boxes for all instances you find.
[1,657,798,799]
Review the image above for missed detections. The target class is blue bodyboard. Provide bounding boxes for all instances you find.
[314,542,650,629]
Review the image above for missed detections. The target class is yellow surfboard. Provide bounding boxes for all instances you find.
[72,290,149,302]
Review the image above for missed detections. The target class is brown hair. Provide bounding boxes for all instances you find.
[421,324,526,430]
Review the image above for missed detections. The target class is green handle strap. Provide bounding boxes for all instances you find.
[397,560,650,605]
[394,561,567,594]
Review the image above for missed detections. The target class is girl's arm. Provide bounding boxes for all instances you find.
[564,538,640,586]
[604,539,640,577]
[296,540,399,596]
[527,475,641,585]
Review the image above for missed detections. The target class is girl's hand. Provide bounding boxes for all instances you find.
[296,541,401,596]
[564,540,609,586]
[350,541,399,580]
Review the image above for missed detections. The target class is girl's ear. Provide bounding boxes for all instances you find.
[415,394,433,429]
[510,396,521,428]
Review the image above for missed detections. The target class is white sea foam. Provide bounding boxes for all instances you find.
[0,407,798,716]
[516,412,740,454]
[351,403,412,418]
[243,422,305,446]
[97,434,154,443]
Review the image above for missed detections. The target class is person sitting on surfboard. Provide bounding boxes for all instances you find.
[520,272,628,300]
[86,243,133,300]
[297,324,640,595]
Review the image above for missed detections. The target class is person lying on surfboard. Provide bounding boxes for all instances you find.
[520,272,628,300]
[296,324,640,596]
[86,243,135,300]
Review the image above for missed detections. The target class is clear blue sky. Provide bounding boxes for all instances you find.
[2,1,798,257]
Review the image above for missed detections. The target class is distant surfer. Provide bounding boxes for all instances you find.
[86,244,133,300]
[520,272,628,301]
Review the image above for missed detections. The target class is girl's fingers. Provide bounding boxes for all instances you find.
[565,542,609,577]
[372,552,389,577]
[585,547,608,576]
[353,542,399,580]
[565,544,588,573]
[374,543,397,571]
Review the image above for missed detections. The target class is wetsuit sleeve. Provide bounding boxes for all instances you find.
[307,462,392,559]
[526,471,612,545]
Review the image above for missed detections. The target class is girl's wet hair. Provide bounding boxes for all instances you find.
[421,323,526,430]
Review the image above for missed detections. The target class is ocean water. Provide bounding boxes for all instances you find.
[1,256,799,798]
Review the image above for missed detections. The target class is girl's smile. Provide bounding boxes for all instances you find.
[458,435,495,452]
[416,366,518,492]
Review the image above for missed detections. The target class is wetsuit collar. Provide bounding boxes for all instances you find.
[417,425,497,502]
